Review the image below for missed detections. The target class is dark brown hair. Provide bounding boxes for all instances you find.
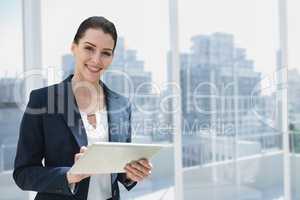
[73,16,118,51]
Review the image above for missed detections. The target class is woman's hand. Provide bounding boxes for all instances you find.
[124,158,152,182]
[67,146,91,184]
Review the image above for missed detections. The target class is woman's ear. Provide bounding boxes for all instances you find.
[71,43,76,55]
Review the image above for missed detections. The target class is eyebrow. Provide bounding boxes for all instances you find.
[84,42,113,52]
[84,42,96,47]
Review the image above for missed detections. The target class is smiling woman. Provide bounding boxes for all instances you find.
[40,0,175,198]
[13,16,152,200]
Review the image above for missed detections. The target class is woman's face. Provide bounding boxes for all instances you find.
[71,28,115,83]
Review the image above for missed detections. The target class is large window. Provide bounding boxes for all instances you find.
[178,0,285,199]
[0,0,29,200]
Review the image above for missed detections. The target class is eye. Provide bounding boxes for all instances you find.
[84,46,94,51]
[102,52,112,57]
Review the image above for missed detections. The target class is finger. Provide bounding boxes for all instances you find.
[125,172,139,182]
[127,163,149,177]
[137,159,152,170]
[67,173,87,184]
[130,161,150,174]
[74,174,91,182]
[80,146,87,153]
[130,162,151,176]
[125,165,144,179]
[124,168,142,182]
[80,174,91,180]
[74,153,83,162]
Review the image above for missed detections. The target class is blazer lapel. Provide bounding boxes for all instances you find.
[101,81,124,185]
[101,81,122,143]
[56,75,124,147]
[56,76,88,148]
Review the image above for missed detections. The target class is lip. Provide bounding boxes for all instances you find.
[85,64,101,73]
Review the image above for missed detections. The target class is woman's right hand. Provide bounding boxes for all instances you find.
[67,146,91,184]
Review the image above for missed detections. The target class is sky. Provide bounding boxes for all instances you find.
[0,0,299,86]
[0,0,23,77]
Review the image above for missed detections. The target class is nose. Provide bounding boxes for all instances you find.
[91,53,103,66]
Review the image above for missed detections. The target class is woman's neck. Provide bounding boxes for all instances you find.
[71,73,105,114]
[71,72,100,88]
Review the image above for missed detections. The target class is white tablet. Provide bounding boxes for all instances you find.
[69,142,172,174]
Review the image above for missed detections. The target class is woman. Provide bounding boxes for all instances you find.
[13,16,152,200]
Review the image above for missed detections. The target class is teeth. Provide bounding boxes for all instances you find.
[86,64,100,73]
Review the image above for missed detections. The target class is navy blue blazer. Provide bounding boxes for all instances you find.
[13,75,137,200]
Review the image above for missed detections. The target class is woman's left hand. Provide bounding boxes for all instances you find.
[124,158,152,182]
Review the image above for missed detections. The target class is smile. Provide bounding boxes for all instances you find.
[85,64,101,73]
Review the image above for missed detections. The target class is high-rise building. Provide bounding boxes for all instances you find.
[168,32,278,167]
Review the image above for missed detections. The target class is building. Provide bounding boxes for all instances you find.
[167,33,280,167]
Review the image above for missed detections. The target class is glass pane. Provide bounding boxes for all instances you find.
[178,0,283,199]
[288,0,300,199]
[0,0,29,199]
[42,0,174,199]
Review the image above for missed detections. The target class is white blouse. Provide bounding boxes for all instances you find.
[79,108,112,200]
